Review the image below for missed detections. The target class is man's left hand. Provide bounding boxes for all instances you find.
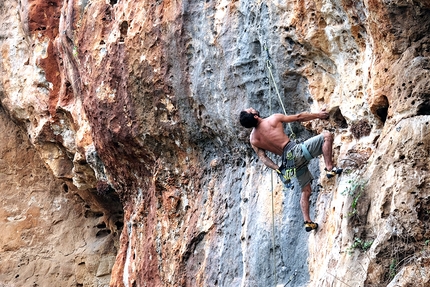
[317,108,329,119]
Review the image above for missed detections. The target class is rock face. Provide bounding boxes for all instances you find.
[0,0,429,286]
[0,104,121,286]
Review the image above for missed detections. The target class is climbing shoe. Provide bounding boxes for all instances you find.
[304,221,318,232]
[325,167,343,179]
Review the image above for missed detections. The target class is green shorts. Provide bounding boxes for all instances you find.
[291,134,324,189]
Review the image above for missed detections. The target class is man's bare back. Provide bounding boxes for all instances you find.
[250,114,290,156]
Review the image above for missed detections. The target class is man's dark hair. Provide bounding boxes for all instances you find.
[239,111,258,128]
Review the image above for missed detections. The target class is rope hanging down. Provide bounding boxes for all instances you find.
[263,42,296,140]
[268,88,278,287]
[265,41,299,287]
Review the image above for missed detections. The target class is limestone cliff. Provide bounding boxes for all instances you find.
[0,0,429,286]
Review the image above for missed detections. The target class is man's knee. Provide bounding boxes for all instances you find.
[301,184,312,196]
[322,131,333,143]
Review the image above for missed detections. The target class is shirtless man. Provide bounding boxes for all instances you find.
[239,107,342,232]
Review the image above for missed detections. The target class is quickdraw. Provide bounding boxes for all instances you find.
[281,150,296,188]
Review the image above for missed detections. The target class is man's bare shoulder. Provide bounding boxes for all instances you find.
[264,113,285,125]
[269,113,285,119]
[268,113,299,124]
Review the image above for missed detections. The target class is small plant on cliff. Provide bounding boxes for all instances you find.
[73,46,78,57]
[341,179,366,196]
[389,259,397,279]
[349,192,361,217]
[341,179,367,217]
[347,237,374,254]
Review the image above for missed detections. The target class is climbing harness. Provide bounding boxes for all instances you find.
[276,142,315,188]
[277,142,297,188]
[301,144,313,161]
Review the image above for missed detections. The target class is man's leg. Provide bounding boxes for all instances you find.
[321,131,334,171]
[321,131,343,178]
[300,183,312,222]
[301,183,318,231]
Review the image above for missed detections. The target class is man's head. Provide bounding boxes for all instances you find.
[239,108,260,128]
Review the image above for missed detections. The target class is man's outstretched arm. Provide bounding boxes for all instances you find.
[274,110,329,123]
[252,145,279,170]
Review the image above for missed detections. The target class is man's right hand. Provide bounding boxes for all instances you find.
[276,165,292,186]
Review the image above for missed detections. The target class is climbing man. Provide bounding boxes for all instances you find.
[239,107,342,232]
